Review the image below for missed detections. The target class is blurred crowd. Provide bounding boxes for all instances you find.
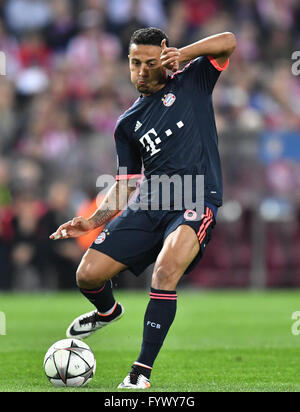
[0,0,300,290]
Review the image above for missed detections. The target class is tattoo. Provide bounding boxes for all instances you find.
[88,181,136,229]
[89,208,118,229]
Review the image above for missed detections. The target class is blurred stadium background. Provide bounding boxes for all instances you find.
[0,0,299,292]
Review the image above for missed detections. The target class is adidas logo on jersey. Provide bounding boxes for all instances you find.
[134,121,143,132]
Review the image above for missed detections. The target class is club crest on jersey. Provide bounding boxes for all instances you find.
[162,93,176,107]
[94,232,106,244]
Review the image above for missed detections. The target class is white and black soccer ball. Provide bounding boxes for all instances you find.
[44,338,96,387]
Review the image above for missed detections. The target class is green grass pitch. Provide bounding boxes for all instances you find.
[0,290,300,392]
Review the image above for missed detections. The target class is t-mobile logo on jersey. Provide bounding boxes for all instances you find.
[139,122,185,157]
[139,128,161,156]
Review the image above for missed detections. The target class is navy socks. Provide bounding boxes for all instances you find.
[80,280,116,315]
[132,288,177,378]
[80,282,178,380]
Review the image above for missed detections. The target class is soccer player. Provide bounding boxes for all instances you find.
[50,27,236,389]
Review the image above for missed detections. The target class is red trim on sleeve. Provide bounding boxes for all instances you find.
[171,60,195,79]
[115,174,142,181]
[207,56,229,71]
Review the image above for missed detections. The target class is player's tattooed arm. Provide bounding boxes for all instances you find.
[88,208,117,229]
[50,180,137,239]
[88,180,136,229]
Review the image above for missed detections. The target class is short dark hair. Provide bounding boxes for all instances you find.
[129,27,169,51]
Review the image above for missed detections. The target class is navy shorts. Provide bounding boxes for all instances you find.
[90,202,217,277]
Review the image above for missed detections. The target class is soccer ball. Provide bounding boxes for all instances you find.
[44,338,96,387]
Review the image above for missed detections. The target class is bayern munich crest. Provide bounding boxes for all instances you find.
[94,232,106,244]
[162,93,176,107]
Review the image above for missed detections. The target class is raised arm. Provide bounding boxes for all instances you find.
[161,32,236,71]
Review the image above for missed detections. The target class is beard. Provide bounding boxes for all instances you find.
[135,73,167,96]
[136,83,151,94]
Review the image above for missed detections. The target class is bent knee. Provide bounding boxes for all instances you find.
[152,263,181,290]
[76,262,106,289]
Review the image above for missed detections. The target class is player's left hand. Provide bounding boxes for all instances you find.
[160,39,180,72]
[49,216,93,240]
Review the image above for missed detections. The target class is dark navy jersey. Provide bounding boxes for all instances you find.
[114,55,229,209]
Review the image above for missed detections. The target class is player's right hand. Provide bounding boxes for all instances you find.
[160,39,180,72]
[49,216,93,240]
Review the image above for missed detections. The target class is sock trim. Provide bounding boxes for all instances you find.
[150,292,177,300]
[134,361,153,370]
[98,301,117,316]
[81,284,106,294]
